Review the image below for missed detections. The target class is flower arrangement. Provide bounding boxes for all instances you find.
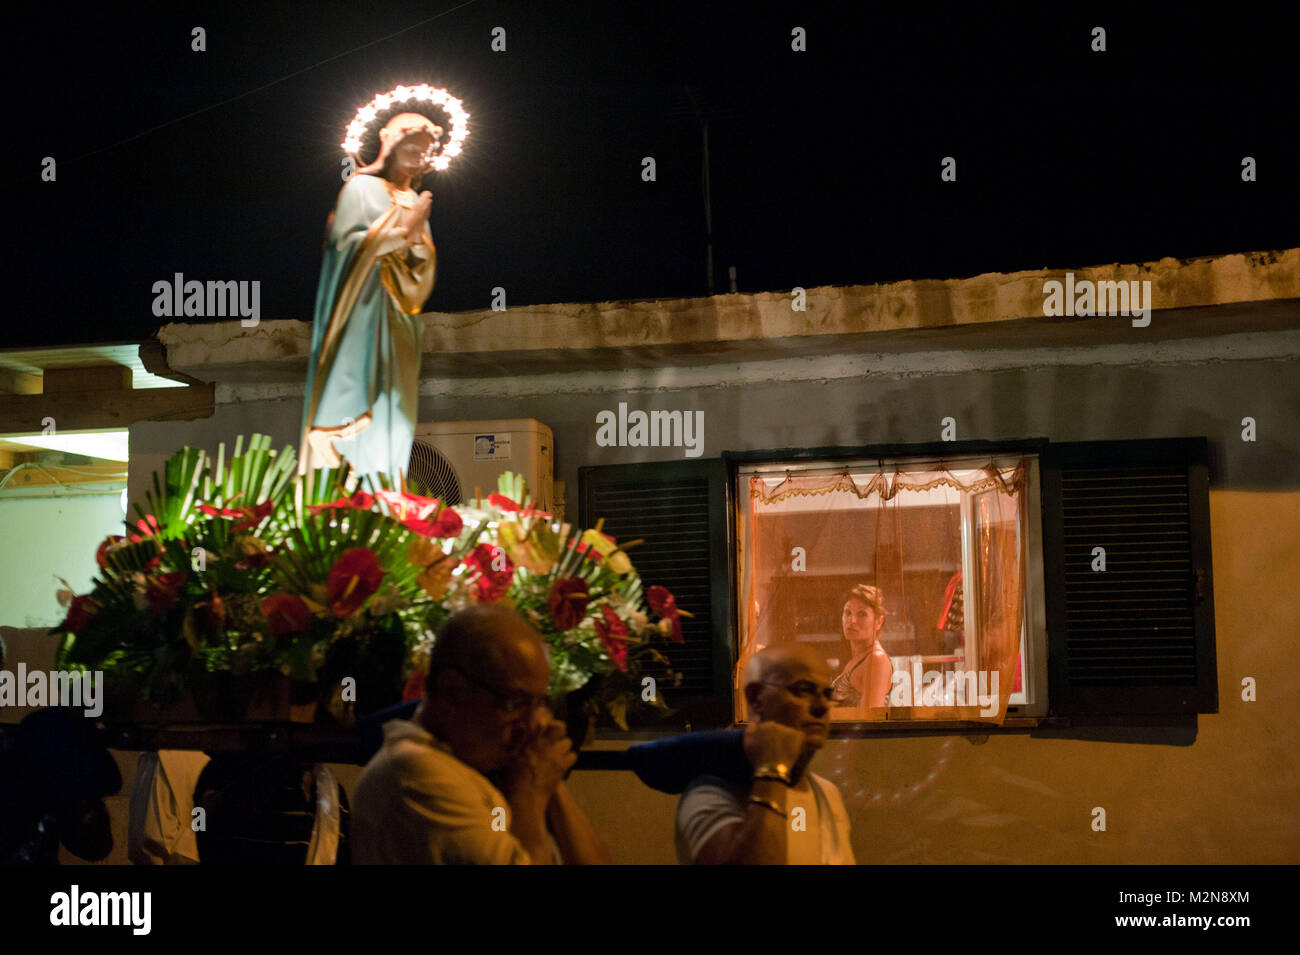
[54,435,682,728]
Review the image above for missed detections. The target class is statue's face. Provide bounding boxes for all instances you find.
[378,113,443,178]
[392,130,436,175]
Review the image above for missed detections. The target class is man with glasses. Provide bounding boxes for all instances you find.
[352,605,609,864]
[675,644,855,864]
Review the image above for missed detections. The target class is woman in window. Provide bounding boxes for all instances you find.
[830,585,893,708]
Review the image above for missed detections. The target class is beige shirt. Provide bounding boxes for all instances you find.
[352,719,533,865]
[675,771,856,865]
[128,750,211,865]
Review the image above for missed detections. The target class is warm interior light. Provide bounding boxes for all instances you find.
[0,429,129,462]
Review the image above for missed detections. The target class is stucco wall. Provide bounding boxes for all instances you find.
[0,489,125,628]
[132,351,1296,507]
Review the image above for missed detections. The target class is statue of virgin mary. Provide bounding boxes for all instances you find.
[300,111,443,487]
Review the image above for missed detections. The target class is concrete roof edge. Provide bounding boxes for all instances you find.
[153,247,1300,374]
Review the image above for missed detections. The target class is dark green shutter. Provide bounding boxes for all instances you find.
[579,458,733,728]
[1041,437,1217,716]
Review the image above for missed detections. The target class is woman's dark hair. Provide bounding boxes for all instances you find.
[840,583,886,616]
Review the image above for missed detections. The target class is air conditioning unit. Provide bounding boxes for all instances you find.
[409,419,558,517]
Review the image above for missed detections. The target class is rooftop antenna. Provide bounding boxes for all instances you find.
[672,87,734,296]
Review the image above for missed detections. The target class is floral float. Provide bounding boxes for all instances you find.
[54,435,683,728]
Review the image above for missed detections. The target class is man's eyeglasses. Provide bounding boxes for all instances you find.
[450,667,549,717]
[762,680,836,703]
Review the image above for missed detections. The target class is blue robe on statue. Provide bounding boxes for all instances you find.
[301,174,435,485]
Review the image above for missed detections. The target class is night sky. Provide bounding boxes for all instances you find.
[12,1,1298,348]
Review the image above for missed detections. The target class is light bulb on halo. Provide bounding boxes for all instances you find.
[341,84,470,168]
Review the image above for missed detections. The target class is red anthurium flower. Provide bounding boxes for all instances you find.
[548,577,590,631]
[326,548,385,617]
[436,508,465,537]
[262,593,314,635]
[403,507,464,539]
[372,488,407,516]
[566,540,602,562]
[145,571,187,615]
[233,550,271,571]
[376,488,442,523]
[233,499,275,532]
[307,490,376,515]
[62,594,100,634]
[348,490,376,510]
[95,535,125,569]
[464,543,514,603]
[129,514,162,542]
[199,498,273,532]
[487,493,520,513]
[197,503,243,519]
[647,585,686,643]
[593,606,629,672]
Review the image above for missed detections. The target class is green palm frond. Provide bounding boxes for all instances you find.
[208,435,298,511]
[135,446,206,537]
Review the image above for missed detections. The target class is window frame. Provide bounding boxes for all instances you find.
[576,435,1216,742]
[726,439,1052,736]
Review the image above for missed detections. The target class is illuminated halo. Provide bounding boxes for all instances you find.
[342,84,470,172]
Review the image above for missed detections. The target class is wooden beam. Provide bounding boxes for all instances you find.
[0,369,41,395]
[43,364,132,393]
[1,462,127,488]
[138,339,207,387]
[0,383,214,433]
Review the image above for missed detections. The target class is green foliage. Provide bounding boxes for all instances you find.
[54,435,683,728]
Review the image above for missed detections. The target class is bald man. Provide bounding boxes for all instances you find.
[675,644,855,864]
[352,605,609,864]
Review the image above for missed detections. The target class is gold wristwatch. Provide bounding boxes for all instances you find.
[752,762,793,785]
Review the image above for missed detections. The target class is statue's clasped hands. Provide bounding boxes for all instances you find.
[403,190,433,244]
[374,191,433,256]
